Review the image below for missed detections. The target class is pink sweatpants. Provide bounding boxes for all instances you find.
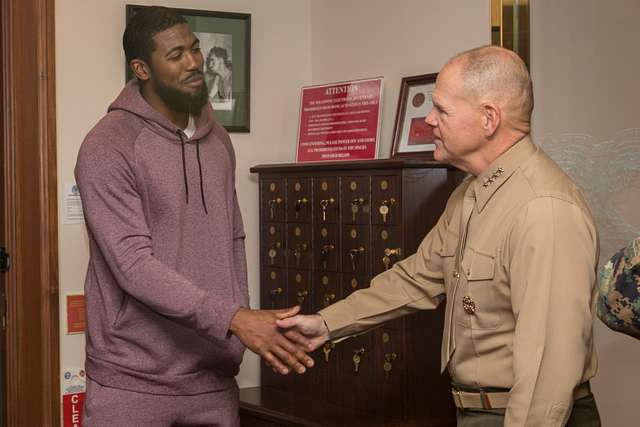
[83,378,240,427]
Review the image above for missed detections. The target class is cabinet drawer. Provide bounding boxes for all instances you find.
[314,177,339,223]
[287,269,312,314]
[372,175,401,225]
[314,224,339,272]
[287,177,312,222]
[371,225,403,276]
[262,223,286,267]
[341,176,371,225]
[261,268,286,310]
[340,332,374,413]
[341,225,370,276]
[262,178,286,222]
[286,223,312,270]
[313,272,340,312]
[341,273,370,299]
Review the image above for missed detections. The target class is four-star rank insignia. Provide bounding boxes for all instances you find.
[482,167,505,188]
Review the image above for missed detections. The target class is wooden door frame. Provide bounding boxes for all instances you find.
[2,0,60,425]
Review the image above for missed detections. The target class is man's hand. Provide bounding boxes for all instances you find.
[275,313,330,352]
[229,306,314,375]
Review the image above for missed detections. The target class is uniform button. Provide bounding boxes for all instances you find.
[453,271,460,278]
[462,295,476,314]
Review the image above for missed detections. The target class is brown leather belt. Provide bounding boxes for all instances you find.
[451,382,591,410]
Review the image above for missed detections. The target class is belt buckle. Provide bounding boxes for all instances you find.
[453,389,463,408]
[479,390,492,410]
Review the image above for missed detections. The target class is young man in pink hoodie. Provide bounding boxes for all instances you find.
[75,6,311,426]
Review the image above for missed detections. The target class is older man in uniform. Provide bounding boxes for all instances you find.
[278,45,601,426]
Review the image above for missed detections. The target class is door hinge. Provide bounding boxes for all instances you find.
[1,246,10,273]
[1,246,6,330]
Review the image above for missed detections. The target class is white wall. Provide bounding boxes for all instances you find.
[531,1,640,426]
[56,0,312,390]
[310,0,490,157]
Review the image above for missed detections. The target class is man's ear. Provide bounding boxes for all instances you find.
[130,59,151,82]
[481,102,501,137]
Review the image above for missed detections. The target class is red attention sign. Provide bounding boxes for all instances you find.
[296,78,383,162]
[63,392,85,427]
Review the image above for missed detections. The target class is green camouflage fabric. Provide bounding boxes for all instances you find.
[597,237,640,339]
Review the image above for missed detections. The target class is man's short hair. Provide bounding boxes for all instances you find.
[123,6,187,64]
[452,46,534,123]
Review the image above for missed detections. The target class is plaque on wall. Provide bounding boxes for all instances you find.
[296,77,383,163]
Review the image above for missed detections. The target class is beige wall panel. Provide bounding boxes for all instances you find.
[531,2,640,425]
[310,0,490,157]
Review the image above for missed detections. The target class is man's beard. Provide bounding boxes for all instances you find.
[153,74,209,115]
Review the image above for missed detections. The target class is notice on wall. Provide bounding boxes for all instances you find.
[63,183,84,224]
[66,294,86,334]
[62,367,86,427]
[296,77,383,162]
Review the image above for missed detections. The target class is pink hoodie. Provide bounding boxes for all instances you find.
[75,80,249,395]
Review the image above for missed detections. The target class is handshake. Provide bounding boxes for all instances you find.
[229,306,329,375]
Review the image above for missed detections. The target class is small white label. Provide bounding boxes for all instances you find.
[63,183,84,224]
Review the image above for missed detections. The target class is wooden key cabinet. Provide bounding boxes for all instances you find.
[242,159,464,426]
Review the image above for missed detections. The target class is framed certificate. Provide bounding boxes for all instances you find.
[390,73,438,159]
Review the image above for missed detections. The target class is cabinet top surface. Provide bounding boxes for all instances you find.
[250,159,457,174]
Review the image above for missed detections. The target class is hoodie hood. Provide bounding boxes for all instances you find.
[108,79,215,142]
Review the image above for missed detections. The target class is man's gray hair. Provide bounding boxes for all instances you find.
[449,46,533,123]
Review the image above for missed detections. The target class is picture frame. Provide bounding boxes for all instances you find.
[126,5,251,132]
[390,73,438,159]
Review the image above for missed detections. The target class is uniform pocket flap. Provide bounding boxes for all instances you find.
[467,250,496,281]
[440,231,459,257]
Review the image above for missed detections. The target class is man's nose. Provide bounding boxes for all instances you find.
[425,109,436,126]
[185,51,202,70]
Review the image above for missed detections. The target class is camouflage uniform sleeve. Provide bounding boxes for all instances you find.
[597,237,640,339]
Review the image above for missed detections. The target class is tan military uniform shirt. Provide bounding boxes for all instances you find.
[320,137,599,426]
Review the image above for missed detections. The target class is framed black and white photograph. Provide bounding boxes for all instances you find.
[126,5,251,132]
[390,73,438,159]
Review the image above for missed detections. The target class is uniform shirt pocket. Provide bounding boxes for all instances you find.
[457,247,502,330]
[439,230,459,280]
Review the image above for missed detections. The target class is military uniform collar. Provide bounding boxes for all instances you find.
[472,135,537,213]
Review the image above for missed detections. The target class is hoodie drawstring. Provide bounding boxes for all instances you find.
[195,141,209,215]
[179,134,189,205]
[177,132,208,215]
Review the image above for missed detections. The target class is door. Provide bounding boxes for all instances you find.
[1,0,60,425]
[1,5,6,419]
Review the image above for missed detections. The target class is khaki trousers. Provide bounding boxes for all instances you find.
[456,393,601,427]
